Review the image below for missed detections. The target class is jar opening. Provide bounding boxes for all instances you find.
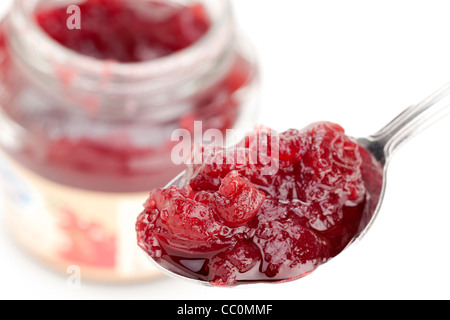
[7,0,235,94]
[36,0,212,63]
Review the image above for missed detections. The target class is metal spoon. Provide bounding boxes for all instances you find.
[146,81,450,286]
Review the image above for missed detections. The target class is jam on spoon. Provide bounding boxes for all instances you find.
[136,122,384,286]
[136,80,450,287]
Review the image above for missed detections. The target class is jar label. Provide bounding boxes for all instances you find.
[0,150,160,282]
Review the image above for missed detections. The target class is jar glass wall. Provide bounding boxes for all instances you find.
[0,0,259,282]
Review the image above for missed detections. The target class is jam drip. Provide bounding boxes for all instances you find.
[136,122,384,286]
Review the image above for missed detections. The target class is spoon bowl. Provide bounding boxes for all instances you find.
[142,81,450,286]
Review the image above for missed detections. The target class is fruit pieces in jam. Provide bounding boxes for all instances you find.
[36,0,210,62]
[136,122,384,286]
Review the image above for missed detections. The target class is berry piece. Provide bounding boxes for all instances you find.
[209,241,261,286]
[213,171,266,227]
[138,186,225,252]
[254,200,325,279]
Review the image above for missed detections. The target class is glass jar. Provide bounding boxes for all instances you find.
[0,0,259,282]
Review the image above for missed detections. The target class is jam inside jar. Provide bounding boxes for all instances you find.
[0,0,259,282]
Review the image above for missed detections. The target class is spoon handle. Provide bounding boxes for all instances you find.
[366,81,450,162]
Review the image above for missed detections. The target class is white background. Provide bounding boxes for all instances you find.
[1,0,450,300]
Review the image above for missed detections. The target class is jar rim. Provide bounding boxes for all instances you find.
[8,0,234,88]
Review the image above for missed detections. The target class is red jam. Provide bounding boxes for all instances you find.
[36,0,210,62]
[136,122,384,286]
